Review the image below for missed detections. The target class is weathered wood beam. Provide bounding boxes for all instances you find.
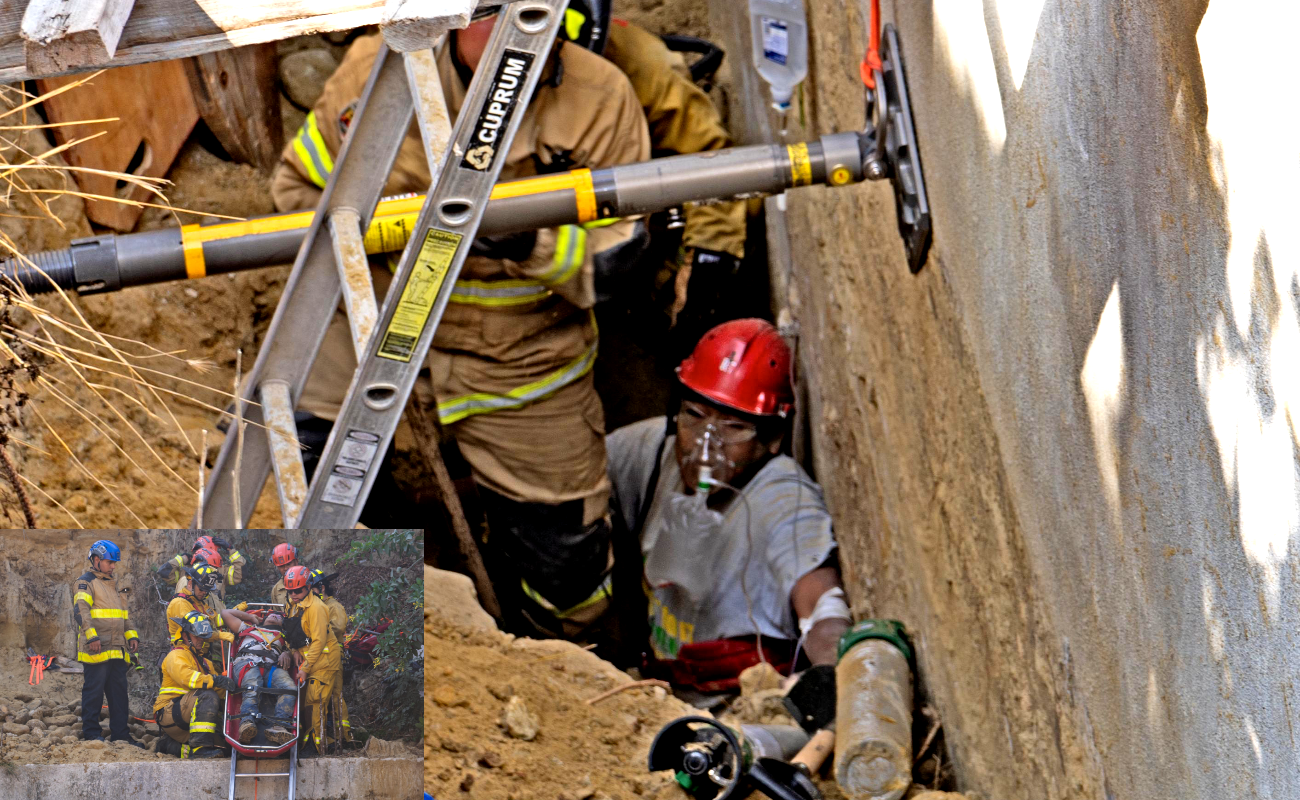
[381,0,474,52]
[0,0,479,83]
[20,0,137,75]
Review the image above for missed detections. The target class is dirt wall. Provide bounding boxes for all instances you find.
[706,1,1300,798]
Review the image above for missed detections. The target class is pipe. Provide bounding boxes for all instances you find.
[0,132,868,296]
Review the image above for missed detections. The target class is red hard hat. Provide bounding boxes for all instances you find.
[284,565,310,591]
[272,543,298,567]
[192,547,222,569]
[193,535,215,552]
[676,319,793,417]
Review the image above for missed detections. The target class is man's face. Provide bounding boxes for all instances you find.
[674,399,781,492]
[94,557,117,576]
[288,585,310,604]
[456,16,498,72]
[280,560,297,578]
[192,582,210,600]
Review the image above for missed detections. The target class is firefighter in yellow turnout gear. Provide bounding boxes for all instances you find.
[282,566,342,753]
[74,539,145,747]
[166,564,235,667]
[159,534,246,602]
[154,611,240,758]
[309,569,353,744]
[269,542,299,608]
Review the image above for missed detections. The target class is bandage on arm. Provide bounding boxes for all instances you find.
[798,586,851,637]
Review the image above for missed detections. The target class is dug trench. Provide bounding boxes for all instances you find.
[0,532,421,798]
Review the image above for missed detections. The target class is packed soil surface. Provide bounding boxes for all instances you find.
[0,531,420,765]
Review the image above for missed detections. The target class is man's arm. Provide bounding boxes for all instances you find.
[790,567,851,665]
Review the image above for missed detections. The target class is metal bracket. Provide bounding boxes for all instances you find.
[862,23,931,273]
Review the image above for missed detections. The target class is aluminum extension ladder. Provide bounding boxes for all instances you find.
[200,0,568,526]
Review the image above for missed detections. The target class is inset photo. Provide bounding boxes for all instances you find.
[0,530,424,799]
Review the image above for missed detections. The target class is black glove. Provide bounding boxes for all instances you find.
[470,230,537,262]
[211,537,232,551]
[211,674,239,693]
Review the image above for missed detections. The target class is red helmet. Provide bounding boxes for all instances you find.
[283,565,311,591]
[272,543,298,567]
[193,535,215,553]
[192,547,222,568]
[676,319,793,417]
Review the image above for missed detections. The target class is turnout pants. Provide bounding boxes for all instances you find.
[158,688,223,757]
[329,677,353,743]
[301,668,341,750]
[80,659,129,741]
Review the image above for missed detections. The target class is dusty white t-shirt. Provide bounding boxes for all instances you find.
[606,416,837,660]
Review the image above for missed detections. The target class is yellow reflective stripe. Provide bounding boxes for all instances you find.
[564,7,585,40]
[124,630,138,640]
[181,744,191,759]
[85,627,98,639]
[581,216,622,230]
[229,551,242,562]
[90,608,129,619]
[542,224,586,286]
[449,278,551,307]
[189,722,216,733]
[157,687,187,697]
[292,112,334,188]
[437,332,598,424]
[74,591,94,606]
[225,566,235,583]
[188,673,206,688]
[78,649,125,663]
[520,572,611,618]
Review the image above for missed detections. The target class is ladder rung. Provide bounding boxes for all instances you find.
[329,207,379,359]
[260,379,308,525]
[404,48,452,178]
[235,772,292,778]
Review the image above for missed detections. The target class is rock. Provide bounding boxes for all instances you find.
[0,705,7,717]
[488,683,515,701]
[13,692,33,703]
[460,773,476,792]
[47,714,78,727]
[61,736,77,745]
[13,742,32,752]
[66,700,78,712]
[279,49,340,109]
[433,685,468,708]
[73,705,82,716]
[27,699,43,712]
[479,750,504,768]
[50,727,68,739]
[501,696,539,741]
[38,738,51,749]
[738,662,783,696]
[426,566,499,633]
[28,719,46,731]
[83,739,106,750]
[440,736,466,753]
[3,723,30,735]
[14,711,30,725]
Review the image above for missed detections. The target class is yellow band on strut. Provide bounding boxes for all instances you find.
[174,170,602,281]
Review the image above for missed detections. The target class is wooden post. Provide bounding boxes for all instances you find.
[184,42,283,171]
[403,395,502,621]
[20,0,137,75]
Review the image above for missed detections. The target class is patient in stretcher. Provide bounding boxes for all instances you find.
[221,609,298,745]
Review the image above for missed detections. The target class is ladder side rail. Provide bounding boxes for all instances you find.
[297,0,567,525]
[199,44,417,526]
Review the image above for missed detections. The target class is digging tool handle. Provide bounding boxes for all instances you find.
[792,727,835,775]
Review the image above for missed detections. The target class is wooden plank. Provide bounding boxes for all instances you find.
[183,42,282,170]
[381,0,471,52]
[38,57,199,230]
[20,0,137,74]
[0,0,479,82]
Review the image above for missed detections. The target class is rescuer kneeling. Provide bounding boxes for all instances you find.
[153,610,239,758]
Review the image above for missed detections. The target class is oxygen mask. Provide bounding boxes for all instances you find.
[678,401,757,492]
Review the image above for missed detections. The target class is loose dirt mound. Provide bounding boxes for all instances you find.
[425,567,699,800]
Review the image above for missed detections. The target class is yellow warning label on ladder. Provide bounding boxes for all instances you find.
[378,229,463,362]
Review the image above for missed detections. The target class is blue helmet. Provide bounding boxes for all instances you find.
[88,540,121,562]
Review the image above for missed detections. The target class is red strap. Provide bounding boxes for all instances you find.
[646,637,794,694]
[859,0,882,89]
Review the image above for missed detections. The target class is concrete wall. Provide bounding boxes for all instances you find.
[0,756,421,800]
[705,0,1300,798]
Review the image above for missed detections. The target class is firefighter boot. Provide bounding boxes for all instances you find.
[185,688,225,758]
